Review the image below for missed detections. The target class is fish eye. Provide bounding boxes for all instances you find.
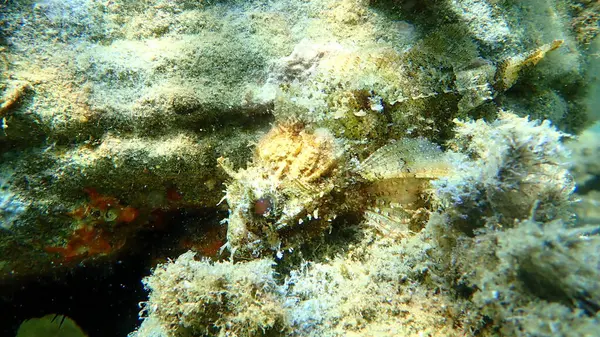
[254,196,274,217]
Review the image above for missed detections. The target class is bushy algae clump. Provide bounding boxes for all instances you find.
[434,111,575,233]
[133,252,286,337]
[427,112,600,336]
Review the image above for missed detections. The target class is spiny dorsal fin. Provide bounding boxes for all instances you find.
[359,138,450,181]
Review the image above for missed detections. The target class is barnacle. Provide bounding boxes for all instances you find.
[219,123,453,257]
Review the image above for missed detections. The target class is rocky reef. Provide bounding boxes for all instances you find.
[1,0,599,336]
[132,112,600,336]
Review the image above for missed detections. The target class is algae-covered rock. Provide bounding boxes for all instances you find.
[426,112,600,336]
[449,219,600,336]
[0,0,599,336]
[131,252,287,337]
[434,111,574,233]
[134,110,595,336]
[131,233,480,337]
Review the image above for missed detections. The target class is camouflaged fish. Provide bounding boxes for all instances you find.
[218,122,452,257]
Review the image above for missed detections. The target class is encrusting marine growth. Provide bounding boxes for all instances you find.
[132,111,600,337]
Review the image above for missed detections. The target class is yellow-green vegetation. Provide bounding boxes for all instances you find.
[16,314,87,337]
